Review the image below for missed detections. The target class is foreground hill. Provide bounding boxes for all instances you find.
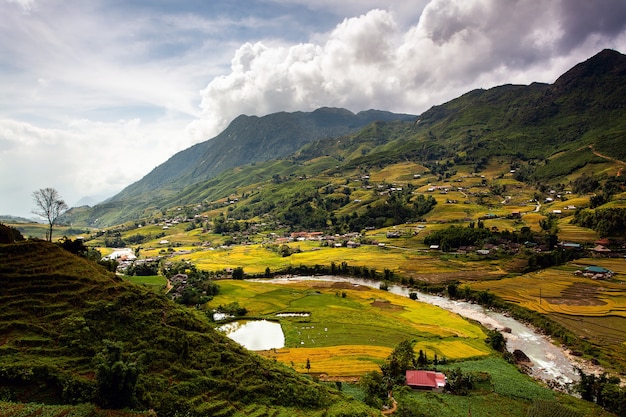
[0,241,376,416]
[65,49,626,228]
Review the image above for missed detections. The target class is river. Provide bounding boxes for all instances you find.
[255,275,595,388]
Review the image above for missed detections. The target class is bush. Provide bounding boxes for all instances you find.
[0,223,24,243]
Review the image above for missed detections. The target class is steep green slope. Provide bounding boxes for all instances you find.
[109,108,416,202]
[0,241,377,416]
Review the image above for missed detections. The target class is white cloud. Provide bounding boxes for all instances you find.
[4,0,36,12]
[0,117,194,217]
[192,1,626,139]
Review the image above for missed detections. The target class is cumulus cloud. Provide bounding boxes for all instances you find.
[191,0,626,139]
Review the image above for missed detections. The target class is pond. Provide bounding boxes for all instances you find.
[217,319,285,351]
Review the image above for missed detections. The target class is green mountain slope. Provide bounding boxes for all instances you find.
[65,49,626,227]
[0,241,376,416]
[109,108,416,202]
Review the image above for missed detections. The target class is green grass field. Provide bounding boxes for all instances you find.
[124,275,168,292]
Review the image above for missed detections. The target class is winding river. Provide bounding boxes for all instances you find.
[255,275,587,387]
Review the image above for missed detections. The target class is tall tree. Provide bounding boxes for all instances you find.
[32,187,68,242]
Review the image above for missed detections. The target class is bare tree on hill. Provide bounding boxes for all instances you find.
[32,187,68,242]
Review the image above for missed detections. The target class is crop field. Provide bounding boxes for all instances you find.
[468,260,626,372]
[211,280,491,376]
[7,222,91,240]
[521,212,545,231]
[169,242,506,281]
[366,161,427,183]
[468,265,626,317]
[556,218,599,242]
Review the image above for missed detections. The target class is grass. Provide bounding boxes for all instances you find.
[0,401,154,417]
[124,275,167,292]
[210,280,491,376]
[387,356,616,417]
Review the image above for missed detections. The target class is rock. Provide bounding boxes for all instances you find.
[513,349,532,363]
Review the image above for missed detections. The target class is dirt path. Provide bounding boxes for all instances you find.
[585,144,626,176]
[382,396,397,415]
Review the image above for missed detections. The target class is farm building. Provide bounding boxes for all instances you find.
[577,266,614,279]
[405,370,447,392]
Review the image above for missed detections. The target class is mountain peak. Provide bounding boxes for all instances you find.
[553,48,626,90]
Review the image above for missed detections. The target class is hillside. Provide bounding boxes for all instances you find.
[0,241,376,416]
[64,49,626,227]
[121,108,415,197]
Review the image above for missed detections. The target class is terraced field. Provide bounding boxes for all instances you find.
[1,241,375,416]
[469,260,626,372]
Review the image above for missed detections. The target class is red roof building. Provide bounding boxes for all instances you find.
[406,370,447,392]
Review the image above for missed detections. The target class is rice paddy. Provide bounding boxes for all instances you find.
[468,259,626,372]
[210,279,491,376]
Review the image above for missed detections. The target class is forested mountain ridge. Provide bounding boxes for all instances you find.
[108,108,417,202]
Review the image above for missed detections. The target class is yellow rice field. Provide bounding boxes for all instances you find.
[212,280,492,377]
[469,266,626,318]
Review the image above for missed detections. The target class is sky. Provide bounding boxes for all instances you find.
[2,0,626,219]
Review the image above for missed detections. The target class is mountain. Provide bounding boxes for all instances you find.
[0,241,375,416]
[0,215,38,224]
[65,49,626,227]
[65,108,414,227]
[109,108,416,203]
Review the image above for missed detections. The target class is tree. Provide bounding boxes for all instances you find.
[381,340,416,389]
[95,340,140,409]
[32,187,68,242]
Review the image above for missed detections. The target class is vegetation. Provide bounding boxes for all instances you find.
[32,187,69,242]
[573,207,626,238]
[0,241,378,416]
[0,222,24,243]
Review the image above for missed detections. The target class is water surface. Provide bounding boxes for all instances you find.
[218,319,285,351]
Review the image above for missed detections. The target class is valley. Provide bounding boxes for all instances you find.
[3,49,626,416]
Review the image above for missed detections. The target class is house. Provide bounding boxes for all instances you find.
[406,370,447,393]
[582,265,614,279]
[595,238,610,246]
[560,242,582,250]
[592,245,611,254]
